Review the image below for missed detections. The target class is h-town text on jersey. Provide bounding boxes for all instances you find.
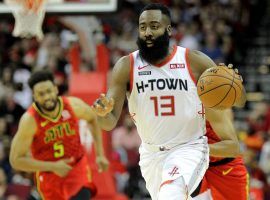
[136,78,188,93]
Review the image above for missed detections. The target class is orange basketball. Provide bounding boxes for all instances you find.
[197,66,243,109]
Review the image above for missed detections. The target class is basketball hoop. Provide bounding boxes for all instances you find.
[4,0,46,40]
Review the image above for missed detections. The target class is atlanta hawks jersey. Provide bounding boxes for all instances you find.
[28,96,85,163]
[128,46,206,145]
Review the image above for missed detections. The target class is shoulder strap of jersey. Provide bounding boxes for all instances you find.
[61,96,78,119]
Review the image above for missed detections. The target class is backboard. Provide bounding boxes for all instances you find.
[0,0,117,14]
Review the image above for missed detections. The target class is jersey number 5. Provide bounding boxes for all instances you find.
[53,141,64,158]
[150,96,175,116]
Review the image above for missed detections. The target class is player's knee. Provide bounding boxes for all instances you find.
[158,176,191,200]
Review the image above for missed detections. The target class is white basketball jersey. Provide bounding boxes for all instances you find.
[128,46,206,145]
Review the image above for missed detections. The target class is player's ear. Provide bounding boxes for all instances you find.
[167,25,172,36]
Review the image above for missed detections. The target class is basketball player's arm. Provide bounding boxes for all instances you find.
[188,50,246,107]
[206,109,240,157]
[69,97,107,160]
[95,56,130,131]
[70,97,109,172]
[10,113,57,172]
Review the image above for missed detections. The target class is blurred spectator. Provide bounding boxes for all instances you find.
[259,135,270,183]
[0,68,14,99]
[12,66,31,109]
[0,91,25,136]
[112,117,141,153]
[201,31,224,64]
[0,118,9,140]
[179,22,201,50]
[59,16,104,70]
[0,167,22,200]
[247,102,270,133]
[6,195,20,200]
[0,167,8,200]
[11,171,31,187]
[36,33,59,69]
[249,167,268,200]
[0,142,12,183]
[111,117,144,198]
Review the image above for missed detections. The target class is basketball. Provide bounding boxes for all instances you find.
[197,66,243,109]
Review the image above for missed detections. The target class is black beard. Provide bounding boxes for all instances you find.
[136,31,170,64]
[35,99,58,112]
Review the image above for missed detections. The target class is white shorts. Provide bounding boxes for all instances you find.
[139,136,209,200]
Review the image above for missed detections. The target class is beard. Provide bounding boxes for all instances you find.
[136,30,170,64]
[35,98,58,112]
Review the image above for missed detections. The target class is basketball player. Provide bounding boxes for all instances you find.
[9,70,109,200]
[93,3,246,199]
[192,109,249,200]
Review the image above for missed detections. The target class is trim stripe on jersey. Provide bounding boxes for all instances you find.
[246,173,250,200]
[185,48,197,85]
[155,45,177,67]
[129,53,134,92]
[86,165,92,182]
[33,97,63,123]
[159,180,173,190]
[36,172,45,200]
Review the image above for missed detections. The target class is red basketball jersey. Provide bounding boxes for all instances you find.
[28,96,85,163]
[206,121,223,163]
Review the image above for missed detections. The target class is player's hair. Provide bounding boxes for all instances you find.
[140,3,171,22]
[28,70,54,89]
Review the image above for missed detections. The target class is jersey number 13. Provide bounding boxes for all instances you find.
[150,96,175,116]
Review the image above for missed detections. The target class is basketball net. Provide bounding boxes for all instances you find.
[4,0,46,40]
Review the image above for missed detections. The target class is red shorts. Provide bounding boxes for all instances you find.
[35,155,96,200]
[200,157,249,200]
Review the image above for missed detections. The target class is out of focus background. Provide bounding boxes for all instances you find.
[0,0,269,199]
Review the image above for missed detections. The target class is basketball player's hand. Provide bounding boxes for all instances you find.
[218,63,243,82]
[92,94,114,117]
[53,158,73,177]
[96,156,109,172]
[218,63,246,107]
